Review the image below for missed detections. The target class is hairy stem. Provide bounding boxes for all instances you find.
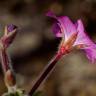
[29,51,64,96]
[0,48,16,87]
[0,49,10,74]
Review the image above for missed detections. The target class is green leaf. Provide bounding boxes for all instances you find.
[2,89,27,96]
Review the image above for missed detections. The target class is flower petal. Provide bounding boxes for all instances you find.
[46,11,62,37]
[52,23,62,37]
[58,16,77,41]
[85,45,96,63]
[46,11,57,19]
[74,20,93,46]
[74,20,96,63]
[47,11,77,41]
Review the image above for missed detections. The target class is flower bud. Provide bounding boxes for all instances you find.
[1,24,18,48]
[7,24,17,32]
[4,69,16,87]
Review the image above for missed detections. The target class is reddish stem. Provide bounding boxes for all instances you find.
[0,48,16,87]
[0,49,10,74]
[29,51,65,96]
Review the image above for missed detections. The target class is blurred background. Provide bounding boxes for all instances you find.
[0,0,96,96]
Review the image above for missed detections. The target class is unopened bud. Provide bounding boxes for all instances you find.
[1,24,18,48]
[6,24,17,34]
[4,70,16,87]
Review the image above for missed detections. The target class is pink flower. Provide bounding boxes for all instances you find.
[46,11,96,63]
